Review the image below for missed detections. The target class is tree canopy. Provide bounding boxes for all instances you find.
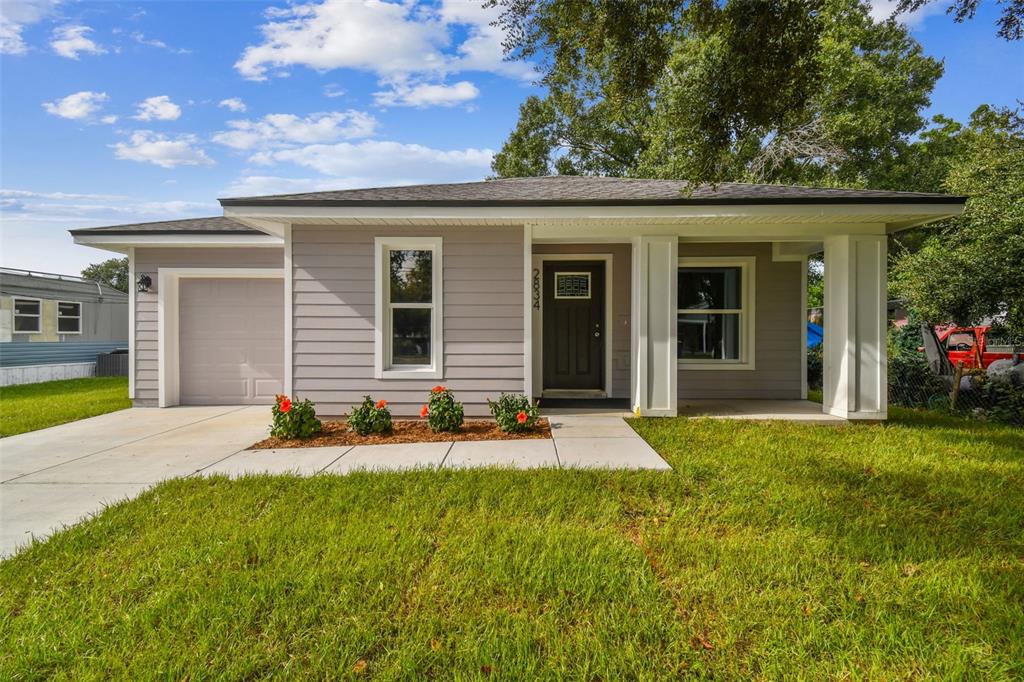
[891,105,1024,341]
[81,257,129,293]
[490,0,942,186]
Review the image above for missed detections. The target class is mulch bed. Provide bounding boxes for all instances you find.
[250,418,551,449]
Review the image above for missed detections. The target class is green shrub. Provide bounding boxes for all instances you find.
[423,385,464,433]
[347,396,393,436]
[888,324,947,408]
[979,376,1024,426]
[270,395,322,439]
[487,393,540,433]
[807,344,823,389]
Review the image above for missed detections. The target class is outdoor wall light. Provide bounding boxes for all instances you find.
[137,274,152,293]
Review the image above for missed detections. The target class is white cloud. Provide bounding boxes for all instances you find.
[236,0,447,81]
[111,131,214,168]
[252,139,493,186]
[219,175,351,197]
[235,0,534,107]
[0,186,218,274]
[212,110,377,151]
[100,114,118,124]
[1,0,60,54]
[131,31,191,54]
[374,79,479,107]
[42,90,108,120]
[133,95,182,121]
[868,1,949,27]
[218,97,247,112]
[0,188,128,201]
[323,83,345,98]
[50,24,105,59]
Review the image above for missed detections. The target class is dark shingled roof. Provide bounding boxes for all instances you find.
[219,176,965,207]
[70,216,260,236]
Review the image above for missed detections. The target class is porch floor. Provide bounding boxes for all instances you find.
[676,399,844,422]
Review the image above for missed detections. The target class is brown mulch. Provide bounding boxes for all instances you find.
[250,418,551,450]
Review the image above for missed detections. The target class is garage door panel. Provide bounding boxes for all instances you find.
[179,278,284,405]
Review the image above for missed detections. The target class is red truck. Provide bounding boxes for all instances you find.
[935,325,1019,369]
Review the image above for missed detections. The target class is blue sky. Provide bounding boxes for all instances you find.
[1,0,1021,275]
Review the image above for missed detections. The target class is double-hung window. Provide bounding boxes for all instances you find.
[375,237,443,379]
[677,257,755,369]
[13,298,41,333]
[58,301,83,334]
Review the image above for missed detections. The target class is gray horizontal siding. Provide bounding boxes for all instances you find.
[133,247,284,406]
[0,341,127,367]
[678,242,803,400]
[293,225,525,417]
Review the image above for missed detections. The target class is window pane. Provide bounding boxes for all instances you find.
[14,299,40,315]
[58,317,80,332]
[678,313,741,360]
[392,308,431,365]
[14,316,40,332]
[58,302,80,317]
[679,267,741,310]
[389,249,433,303]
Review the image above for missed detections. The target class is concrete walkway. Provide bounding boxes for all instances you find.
[1,407,668,558]
[204,409,670,476]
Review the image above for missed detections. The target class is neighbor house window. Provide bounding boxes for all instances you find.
[375,237,443,379]
[677,257,755,369]
[58,301,82,333]
[13,298,41,333]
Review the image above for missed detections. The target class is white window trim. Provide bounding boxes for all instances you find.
[57,300,83,335]
[12,297,42,334]
[374,236,443,380]
[677,256,756,370]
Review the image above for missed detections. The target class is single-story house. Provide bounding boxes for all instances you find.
[70,176,964,420]
[1,267,128,386]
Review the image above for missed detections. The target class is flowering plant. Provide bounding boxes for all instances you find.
[270,394,322,439]
[487,393,540,433]
[423,385,464,432]
[347,395,393,436]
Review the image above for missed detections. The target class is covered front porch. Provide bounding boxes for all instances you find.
[526,220,899,421]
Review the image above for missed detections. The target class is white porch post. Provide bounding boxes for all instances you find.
[631,235,678,416]
[822,234,888,420]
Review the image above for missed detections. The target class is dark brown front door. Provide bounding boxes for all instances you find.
[543,261,605,391]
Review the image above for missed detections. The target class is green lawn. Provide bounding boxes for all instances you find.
[1,408,1022,679]
[0,376,130,437]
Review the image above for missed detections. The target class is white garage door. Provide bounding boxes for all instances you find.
[178,278,284,405]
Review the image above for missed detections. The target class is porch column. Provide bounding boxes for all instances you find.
[822,234,887,420]
[631,235,678,416]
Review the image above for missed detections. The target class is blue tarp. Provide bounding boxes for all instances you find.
[807,322,823,348]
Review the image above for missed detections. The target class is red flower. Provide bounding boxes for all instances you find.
[516,410,528,424]
[376,399,387,409]
[279,398,292,413]
[420,405,429,418]
[275,394,287,404]
[431,385,446,394]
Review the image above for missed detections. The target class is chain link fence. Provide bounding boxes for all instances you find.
[808,325,1024,426]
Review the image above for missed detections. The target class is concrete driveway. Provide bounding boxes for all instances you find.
[1,407,669,559]
[1,406,270,558]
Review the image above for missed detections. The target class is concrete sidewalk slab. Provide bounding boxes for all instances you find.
[1,406,247,482]
[13,407,269,484]
[547,415,638,439]
[201,447,351,477]
[445,439,559,469]
[555,437,671,470]
[322,441,452,473]
[1,482,151,556]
